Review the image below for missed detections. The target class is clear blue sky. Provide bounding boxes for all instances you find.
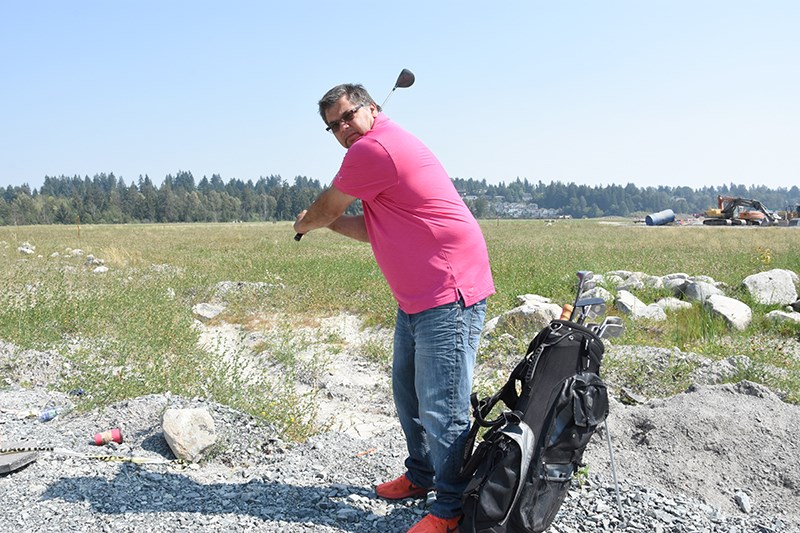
[1,1,798,192]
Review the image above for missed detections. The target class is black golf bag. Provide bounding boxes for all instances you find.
[460,319,609,533]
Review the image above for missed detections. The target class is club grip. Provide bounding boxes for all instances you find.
[294,233,303,241]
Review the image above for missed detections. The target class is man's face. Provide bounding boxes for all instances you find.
[324,96,378,149]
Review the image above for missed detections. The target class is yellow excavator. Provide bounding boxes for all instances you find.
[703,195,780,226]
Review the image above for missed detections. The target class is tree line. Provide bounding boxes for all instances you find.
[1,172,798,226]
[453,178,799,220]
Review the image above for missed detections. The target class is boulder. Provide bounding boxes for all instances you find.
[662,273,691,282]
[615,290,667,321]
[488,294,560,336]
[604,273,626,287]
[682,280,724,303]
[742,269,798,306]
[663,277,689,295]
[162,407,217,463]
[765,310,800,325]
[582,286,614,303]
[704,295,752,331]
[656,297,693,311]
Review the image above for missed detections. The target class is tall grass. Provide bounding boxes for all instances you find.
[1,220,798,438]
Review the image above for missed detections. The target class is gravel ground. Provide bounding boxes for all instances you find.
[2,324,799,532]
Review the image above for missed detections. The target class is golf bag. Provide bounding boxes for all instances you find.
[460,319,608,533]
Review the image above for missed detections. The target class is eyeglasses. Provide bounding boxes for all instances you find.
[325,104,364,133]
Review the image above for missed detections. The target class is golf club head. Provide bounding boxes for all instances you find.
[395,68,415,89]
[582,303,606,322]
[599,323,625,339]
[381,68,416,108]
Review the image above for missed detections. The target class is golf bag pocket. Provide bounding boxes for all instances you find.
[461,415,535,533]
[515,463,573,532]
[513,372,608,532]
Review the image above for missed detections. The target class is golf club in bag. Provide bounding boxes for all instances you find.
[294,68,415,242]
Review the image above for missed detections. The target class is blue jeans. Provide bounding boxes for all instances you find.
[392,298,487,519]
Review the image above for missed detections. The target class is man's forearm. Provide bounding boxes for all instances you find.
[293,185,357,236]
[329,215,369,242]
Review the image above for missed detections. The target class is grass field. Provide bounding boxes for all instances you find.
[2,220,799,438]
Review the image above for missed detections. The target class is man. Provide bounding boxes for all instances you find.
[294,82,494,533]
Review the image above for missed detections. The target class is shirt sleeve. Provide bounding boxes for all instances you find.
[332,137,398,201]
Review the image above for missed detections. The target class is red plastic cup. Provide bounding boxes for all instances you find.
[93,428,123,445]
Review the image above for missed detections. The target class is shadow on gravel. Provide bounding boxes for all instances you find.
[40,464,418,531]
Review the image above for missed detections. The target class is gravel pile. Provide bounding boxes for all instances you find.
[2,333,800,532]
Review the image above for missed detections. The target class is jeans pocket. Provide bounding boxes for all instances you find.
[466,300,487,351]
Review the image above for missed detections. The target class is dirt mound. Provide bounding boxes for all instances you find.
[585,380,800,527]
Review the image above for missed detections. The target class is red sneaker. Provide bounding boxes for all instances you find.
[407,513,461,533]
[375,473,429,500]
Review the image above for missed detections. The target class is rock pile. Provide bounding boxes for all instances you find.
[485,268,800,335]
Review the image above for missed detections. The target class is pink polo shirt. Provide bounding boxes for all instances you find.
[333,113,494,314]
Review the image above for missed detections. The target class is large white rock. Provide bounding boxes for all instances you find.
[704,295,752,331]
[162,408,217,463]
[742,269,798,306]
[614,290,667,321]
[487,294,560,336]
[656,297,693,311]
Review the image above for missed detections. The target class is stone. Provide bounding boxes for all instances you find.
[615,290,667,321]
[491,295,561,335]
[734,491,752,513]
[742,269,798,305]
[192,302,227,320]
[0,442,38,474]
[704,295,752,331]
[683,280,724,303]
[162,407,217,462]
[582,286,614,303]
[765,310,800,325]
[656,297,693,311]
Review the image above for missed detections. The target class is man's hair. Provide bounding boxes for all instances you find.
[318,83,380,123]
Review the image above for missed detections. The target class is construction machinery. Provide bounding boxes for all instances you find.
[702,195,780,226]
[778,204,800,226]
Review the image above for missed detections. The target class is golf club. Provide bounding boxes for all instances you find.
[593,316,624,338]
[569,271,594,321]
[573,297,606,325]
[295,69,416,242]
[591,315,618,333]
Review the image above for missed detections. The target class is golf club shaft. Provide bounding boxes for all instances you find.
[569,271,593,321]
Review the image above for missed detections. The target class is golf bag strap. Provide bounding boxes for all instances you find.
[460,409,524,479]
[471,390,509,429]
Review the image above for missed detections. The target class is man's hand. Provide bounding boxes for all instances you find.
[293,210,307,233]
[293,210,307,241]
